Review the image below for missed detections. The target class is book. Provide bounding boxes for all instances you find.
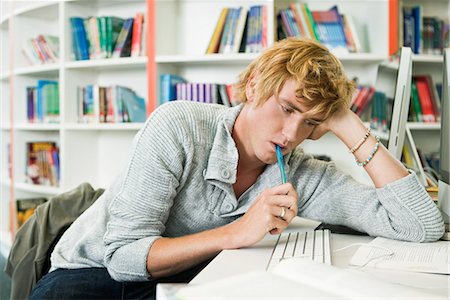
[350,237,450,275]
[121,91,146,122]
[26,141,59,186]
[410,80,423,122]
[414,77,436,122]
[69,17,90,60]
[232,7,248,53]
[206,8,229,54]
[106,16,125,58]
[131,12,144,57]
[112,17,134,58]
[16,197,47,229]
[311,6,348,53]
[160,74,187,105]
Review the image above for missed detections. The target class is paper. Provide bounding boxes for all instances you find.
[175,259,442,299]
[350,237,450,274]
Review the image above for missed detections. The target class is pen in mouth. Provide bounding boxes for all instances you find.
[276,145,287,184]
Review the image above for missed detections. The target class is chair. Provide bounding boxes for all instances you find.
[4,183,104,299]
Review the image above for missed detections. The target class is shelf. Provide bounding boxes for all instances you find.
[335,53,386,63]
[412,54,443,64]
[0,71,11,81]
[14,123,61,131]
[156,53,386,65]
[11,1,58,20]
[14,64,59,77]
[14,182,62,195]
[156,53,259,65]
[64,56,148,70]
[65,123,144,131]
[407,122,440,130]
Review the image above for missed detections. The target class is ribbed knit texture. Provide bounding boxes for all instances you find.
[50,101,444,282]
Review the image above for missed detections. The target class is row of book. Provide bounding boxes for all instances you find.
[26,141,60,187]
[22,35,59,65]
[409,75,441,123]
[206,5,267,54]
[351,74,442,127]
[277,3,362,53]
[70,12,144,61]
[403,6,449,54]
[26,80,59,124]
[77,85,146,123]
[160,74,235,107]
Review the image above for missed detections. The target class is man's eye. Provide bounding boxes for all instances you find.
[282,105,293,114]
[305,120,316,126]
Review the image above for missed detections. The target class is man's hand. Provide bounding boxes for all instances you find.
[225,183,298,249]
[307,108,354,140]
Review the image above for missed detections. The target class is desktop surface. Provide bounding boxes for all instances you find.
[188,217,449,299]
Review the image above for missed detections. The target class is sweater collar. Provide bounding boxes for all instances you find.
[203,104,243,184]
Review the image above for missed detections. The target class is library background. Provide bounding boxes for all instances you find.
[0,0,448,292]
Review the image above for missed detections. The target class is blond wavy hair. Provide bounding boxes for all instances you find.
[234,38,355,119]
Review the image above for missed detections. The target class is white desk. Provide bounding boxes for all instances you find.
[189,219,449,299]
[158,218,449,299]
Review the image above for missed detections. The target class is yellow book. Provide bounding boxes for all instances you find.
[402,145,413,166]
[206,8,229,54]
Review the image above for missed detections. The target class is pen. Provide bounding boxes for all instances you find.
[276,145,287,184]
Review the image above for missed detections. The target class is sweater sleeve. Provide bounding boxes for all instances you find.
[291,153,444,242]
[103,104,187,281]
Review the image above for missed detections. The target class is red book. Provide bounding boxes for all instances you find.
[415,78,436,122]
[357,86,376,116]
[131,12,144,57]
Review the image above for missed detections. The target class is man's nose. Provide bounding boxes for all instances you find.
[282,119,301,142]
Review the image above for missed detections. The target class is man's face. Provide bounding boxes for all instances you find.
[243,78,324,165]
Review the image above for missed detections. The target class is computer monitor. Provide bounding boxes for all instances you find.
[438,48,450,225]
[374,47,412,160]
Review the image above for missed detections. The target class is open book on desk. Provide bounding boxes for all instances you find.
[174,259,443,299]
[350,237,450,275]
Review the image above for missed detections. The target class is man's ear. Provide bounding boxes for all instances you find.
[245,76,256,103]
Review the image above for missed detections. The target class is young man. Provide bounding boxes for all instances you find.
[31,38,444,299]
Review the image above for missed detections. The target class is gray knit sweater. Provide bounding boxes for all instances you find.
[50,101,444,282]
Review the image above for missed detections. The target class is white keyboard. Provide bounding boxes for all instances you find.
[266,229,331,271]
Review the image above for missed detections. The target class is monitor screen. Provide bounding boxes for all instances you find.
[374,47,412,160]
[440,49,449,185]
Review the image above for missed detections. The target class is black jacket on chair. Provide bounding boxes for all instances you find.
[4,182,104,300]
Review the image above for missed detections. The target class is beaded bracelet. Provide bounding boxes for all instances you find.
[348,127,371,154]
[355,136,380,167]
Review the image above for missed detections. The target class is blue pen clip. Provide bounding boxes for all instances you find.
[276,145,287,184]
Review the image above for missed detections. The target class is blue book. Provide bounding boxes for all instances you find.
[117,86,146,122]
[412,6,422,54]
[311,6,347,51]
[70,17,90,60]
[124,95,146,122]
[160,74,187,105]
[36,80,58,123]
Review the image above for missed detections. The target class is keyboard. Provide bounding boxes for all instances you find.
[266,229,331,271]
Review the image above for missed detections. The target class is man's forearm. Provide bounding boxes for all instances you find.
[146,223,233,278]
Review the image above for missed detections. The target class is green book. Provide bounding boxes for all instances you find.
[98,16,108,58]
[411,81,423,122]
[106,16,125,58]
[304,3,320,41]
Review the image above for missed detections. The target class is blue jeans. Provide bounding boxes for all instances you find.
[30,261,211,300]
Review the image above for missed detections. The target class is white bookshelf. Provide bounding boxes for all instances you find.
[0,0,148,249]
[1,0,445,251]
